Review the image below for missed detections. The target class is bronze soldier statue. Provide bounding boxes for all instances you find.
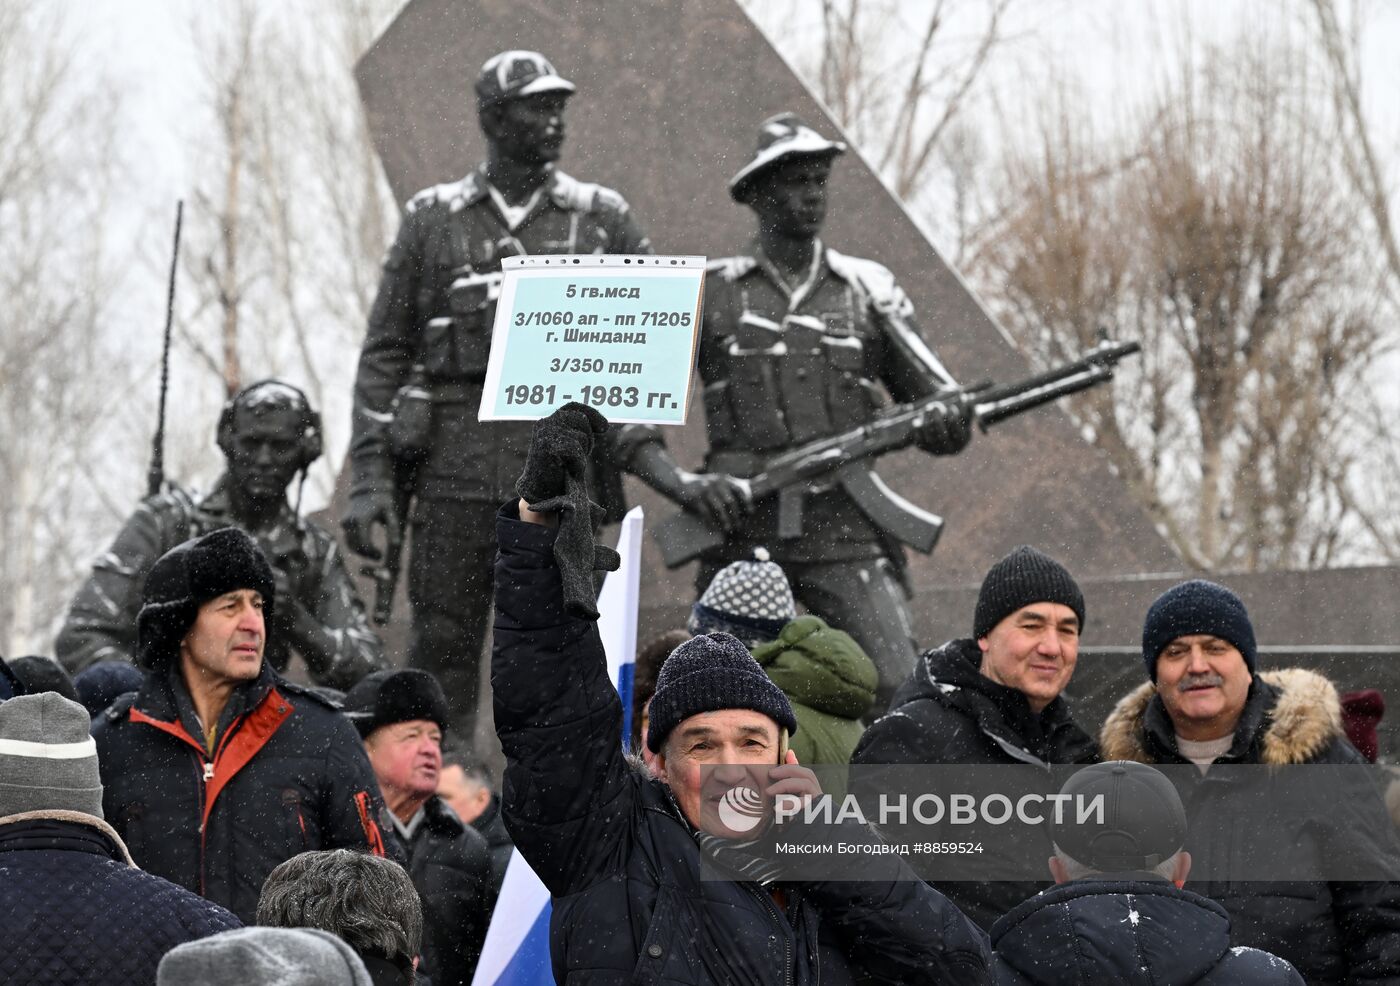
[621,114,972,712]
[342,51,649,740]
[57,381,387,690]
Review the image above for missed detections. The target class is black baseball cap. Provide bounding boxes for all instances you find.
[1050,761,1187,872]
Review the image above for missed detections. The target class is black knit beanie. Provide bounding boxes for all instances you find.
[646,632,798,754]
[1141,579,1257,680]
[973,546,1086,640]
[136,527,276,670]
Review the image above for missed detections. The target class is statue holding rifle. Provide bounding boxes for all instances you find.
[620,114,973,712]
[621,114,1138,714]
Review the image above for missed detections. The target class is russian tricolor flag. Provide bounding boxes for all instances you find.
[472,506,644,986]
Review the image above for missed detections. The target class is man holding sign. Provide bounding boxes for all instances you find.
[345,51,650,744]
[620,114,972,713]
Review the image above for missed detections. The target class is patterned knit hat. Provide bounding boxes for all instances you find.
[688,548,797,648]
[973,545,1085,640]
[0,692,103,819]
[646,633,798,754]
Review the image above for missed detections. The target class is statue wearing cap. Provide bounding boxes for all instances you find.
[622,114,973,712]
[344,50,652,743]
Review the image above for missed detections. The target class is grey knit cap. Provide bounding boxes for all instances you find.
[0,692,104,819]
[646,632,798,754]
[688,548,797,647]
[157,927,372,986]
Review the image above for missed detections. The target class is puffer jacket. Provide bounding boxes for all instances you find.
[402,796,492,986]
[991,877,1304,984]
[0,810,240,985]
[94,661,392,923]
[492,504,990,986]
[850,638,1098,930]
[753,615,877,795]
[469,792,514,901]
[1101,668,1400,984]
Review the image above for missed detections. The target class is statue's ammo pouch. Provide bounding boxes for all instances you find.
[417,269,504,378]
[388,364,434,461]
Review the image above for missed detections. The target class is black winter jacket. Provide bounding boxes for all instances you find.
[990,877,1304,984]
[1101,669,1400,984]
[470,791,514,901]
[93,662,392,923]
[492,505,990,986]
[850,638,1098,930]
[402,795,493,986]
[0,810,240,985]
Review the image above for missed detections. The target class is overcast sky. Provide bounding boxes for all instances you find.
[50,0,1400,503]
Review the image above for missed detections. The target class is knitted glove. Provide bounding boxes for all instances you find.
[516,403,621,619]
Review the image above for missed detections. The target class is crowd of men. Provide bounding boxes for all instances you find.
[2,45,1399,986]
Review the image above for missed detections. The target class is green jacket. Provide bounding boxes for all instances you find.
[753,616,878,795]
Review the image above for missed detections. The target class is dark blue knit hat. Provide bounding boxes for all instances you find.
[646,632,797,754]
[1142,579,1257,679]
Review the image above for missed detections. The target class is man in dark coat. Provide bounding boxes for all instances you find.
[850,545,1098,930]
[437,750,514,900]
[1100,579,1400,983]
[0,692,240,985]
[93,527,393,923]
[495,404,990,986]
[57,380,386,689]
[342,50,648,742]
[991,760,1304,984]
[345,669,493,985]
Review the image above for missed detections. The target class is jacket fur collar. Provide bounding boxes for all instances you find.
[1100,668,1342,766]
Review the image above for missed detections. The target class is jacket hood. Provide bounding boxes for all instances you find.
[1100,668,1343,765]
[752,615,877,720]
[992,879,1232,985]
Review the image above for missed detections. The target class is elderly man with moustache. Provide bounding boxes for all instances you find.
[1101,579,1400,984]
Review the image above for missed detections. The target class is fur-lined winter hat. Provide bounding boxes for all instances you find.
[342,669,451,739]
[136,527,276,670]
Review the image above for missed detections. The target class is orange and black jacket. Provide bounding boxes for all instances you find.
[93,662,393,922]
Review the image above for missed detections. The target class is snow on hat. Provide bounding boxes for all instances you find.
[136,527,276,671]
[475,50,575,106]
[1141,579,1257,679]
[0,692,104,819]
[729,113,846,204]
[973,545,1085,640]
[646,632,797,754]
[1051,761,1187,873]
[343,669,451,739]
[688,548,797,648]
[158,927,372,986]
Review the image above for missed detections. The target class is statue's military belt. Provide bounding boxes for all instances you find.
[421,378,487,403]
